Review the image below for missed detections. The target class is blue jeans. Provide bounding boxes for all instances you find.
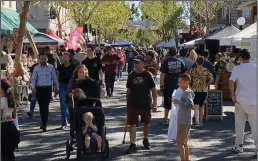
[127,62,134,74]
[59,83,69,126]
[30,91,37,113]
[117,63,124,79]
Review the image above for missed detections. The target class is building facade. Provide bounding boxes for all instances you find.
[215,1,254,28]
[1,1,16,10]
[16,2,76,38]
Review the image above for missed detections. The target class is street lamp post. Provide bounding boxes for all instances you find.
[237,17,246,30]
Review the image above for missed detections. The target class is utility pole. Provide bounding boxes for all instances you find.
[97,25,101,48]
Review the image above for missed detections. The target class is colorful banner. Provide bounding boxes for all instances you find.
[68,26,83,50]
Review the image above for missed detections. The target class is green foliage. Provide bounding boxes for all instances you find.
[58,2,100,26]
[140,2,185,41]
[87,2,131,41]
[189,0,221,34]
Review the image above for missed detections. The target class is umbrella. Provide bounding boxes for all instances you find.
[163,39,176,48]
[111,40,133,47]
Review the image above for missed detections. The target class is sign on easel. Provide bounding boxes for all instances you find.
[206,90,223,121]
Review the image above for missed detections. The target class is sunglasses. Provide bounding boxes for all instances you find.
[133,61,141,64]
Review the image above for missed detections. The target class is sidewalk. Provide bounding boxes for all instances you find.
[16,76,256,161]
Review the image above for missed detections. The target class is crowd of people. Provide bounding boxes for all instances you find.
[0,44,257,161]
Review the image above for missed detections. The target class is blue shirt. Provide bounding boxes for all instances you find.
[31,64,59,90]
[192,58,214,75]
[179,57,194,70]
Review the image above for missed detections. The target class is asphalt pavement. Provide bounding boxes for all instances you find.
[15,74,256,161]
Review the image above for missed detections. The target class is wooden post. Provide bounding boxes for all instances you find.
[26,30,39,58]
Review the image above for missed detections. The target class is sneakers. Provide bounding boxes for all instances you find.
[232,144,244,153]
[27,112,33,118]
[125,143,137,154]
[96,147,101,152]
[159,119,169,125]
[143,138,150,150]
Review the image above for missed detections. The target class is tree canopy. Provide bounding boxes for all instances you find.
[140,2,185,41]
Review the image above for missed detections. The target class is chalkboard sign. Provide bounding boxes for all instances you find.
[206,90,223,120]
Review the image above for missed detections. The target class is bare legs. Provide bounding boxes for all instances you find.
[178,143,189,161]
[193,105,204,125]
[129,125,136,144]
[84,135,102,149]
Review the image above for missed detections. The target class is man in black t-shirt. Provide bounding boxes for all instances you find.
[125,55,157,154]
[81,47,103,81]
[160,47,187,124]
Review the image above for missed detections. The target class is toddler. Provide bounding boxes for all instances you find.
[82,112,102,152]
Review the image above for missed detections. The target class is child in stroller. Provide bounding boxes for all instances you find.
[66,88,109,160]
[82,112,102,152]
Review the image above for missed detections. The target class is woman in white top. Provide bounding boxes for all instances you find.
[1,79,20,161]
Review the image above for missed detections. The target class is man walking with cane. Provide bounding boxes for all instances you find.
[125,55,157,154]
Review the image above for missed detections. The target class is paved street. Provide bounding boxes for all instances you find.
[16,76,256,161]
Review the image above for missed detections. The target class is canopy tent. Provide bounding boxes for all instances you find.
[182,38,202,47]
[220,22,257,47]
[23,32,64,47]
[111,40,133,47]
[162,39,177,48]
[197,24,240,44]
[1,7,38,35]
[156,41,166,48]
[87,39,110,46]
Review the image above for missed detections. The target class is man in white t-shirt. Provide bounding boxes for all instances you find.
[229,49,257,156]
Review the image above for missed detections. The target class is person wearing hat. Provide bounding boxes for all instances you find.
[126,45,139,74]
[126,55,157,154]
[229,49,257,156]
[159,47,187,124]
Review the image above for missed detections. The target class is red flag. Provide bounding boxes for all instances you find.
[68,26,83,50]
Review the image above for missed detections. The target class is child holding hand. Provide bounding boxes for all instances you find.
[172,74,195,161]
[82,112,102,152]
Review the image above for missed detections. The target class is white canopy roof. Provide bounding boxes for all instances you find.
[220,22,257,46]
[206,24,240,40]
[183,38,201,47]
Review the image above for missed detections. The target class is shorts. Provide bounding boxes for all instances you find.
[193,92,207,106]
[86,132,99,140]
[163,87,177,110]
[127,107,151,125]
[176,124,191,144]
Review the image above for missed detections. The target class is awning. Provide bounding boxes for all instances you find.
[23,32,64,46]
[220,22,257,47]
[1,7,38,35]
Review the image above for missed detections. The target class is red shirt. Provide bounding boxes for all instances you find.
[117,52,126,64]
[101,53,120,74]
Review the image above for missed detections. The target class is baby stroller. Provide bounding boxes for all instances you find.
[66,97,109,160]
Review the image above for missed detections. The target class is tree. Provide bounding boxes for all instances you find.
[14,1,31,77]
[185,0,221,36]
[87,2,131,41]
[59,2,100,26]
[140,2,185,42]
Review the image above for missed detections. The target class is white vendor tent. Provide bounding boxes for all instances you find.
[182,38,201,47]
[206,24,240,40]
[197,24,240,44]
[220,22,257,47]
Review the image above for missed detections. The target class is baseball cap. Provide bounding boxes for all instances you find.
[133,55,145,62]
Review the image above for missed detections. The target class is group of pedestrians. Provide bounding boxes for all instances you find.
[1,44,257,161]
